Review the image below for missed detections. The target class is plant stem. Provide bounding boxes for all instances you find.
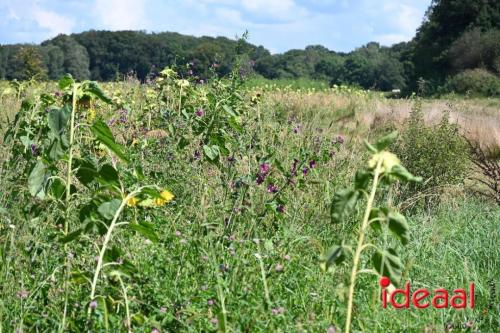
[344,159,382,333]
[60,82,78,333]
[88,196,130,310]
[117,275,131,333]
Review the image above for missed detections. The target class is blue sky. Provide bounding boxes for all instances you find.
[0,0,431,53]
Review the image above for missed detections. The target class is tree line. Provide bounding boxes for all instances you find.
[0,0,499,95]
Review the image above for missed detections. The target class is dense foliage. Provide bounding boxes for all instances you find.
[1,0,499,95]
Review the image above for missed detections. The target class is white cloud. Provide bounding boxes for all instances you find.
[32,9,75,36]
[93,0,148,30]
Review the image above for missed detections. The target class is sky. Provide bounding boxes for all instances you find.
[0,0,431,53]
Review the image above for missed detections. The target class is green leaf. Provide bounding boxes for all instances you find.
[354,170,372,190]
[97,199,121,220]
[387,211,410,245]
[98,164,119,186]
[372,248,404,284]
[320,245,346,271]
[28,160,47,198]
[374,131,398,151]
[83,81,112,104]
[48,106,70,138]
[58,74,74,90]
[49,178,66,200]
[59,228,82,244]
[74,158,98,187]
[330,188,360,223]
[140,187,162,199]
[390,165,422,183]
[91,120,129,163]
[364,140,377,153]
[203,145,217,161]
[369,208,384,232]
[129,221,159,242]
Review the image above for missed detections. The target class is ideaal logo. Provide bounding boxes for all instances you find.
[380,277,475,309]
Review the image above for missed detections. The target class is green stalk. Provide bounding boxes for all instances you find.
[117,275,131,333]
[60,82,78,332]
[344,159,382,333]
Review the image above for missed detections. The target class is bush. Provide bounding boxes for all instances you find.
[444,69,500,97]
[394,101,469,203]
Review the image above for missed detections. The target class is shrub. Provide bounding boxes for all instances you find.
[394,101,469,203]
[444,69,500,97]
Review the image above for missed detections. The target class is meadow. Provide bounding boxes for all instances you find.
[0,72,498,333]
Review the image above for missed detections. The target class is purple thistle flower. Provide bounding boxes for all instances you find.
[309,160,317,169]
[207,299,215,306]
[256,173,265,185]
[195,108,204,117]
[302,167,309,176]
[291,159,299,177]
[259,163,270,175]
[336,135,345,144]
[194,150,201,160]
[89,300,98,310]
[293,124,301,134]
[30,144,39,156]
[277,205,285,213]
[107,118,116,126]
[267,183,278,194]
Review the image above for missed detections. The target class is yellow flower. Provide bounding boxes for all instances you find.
[154,190,175,206]
[368,151,400,173]
[127,196,139,207]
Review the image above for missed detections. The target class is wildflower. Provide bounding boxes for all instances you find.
[302,167,309,176]
[195,108,205,117]
[291,159,299,176]
[283,254,291,261]
[127,196,139,207]
[336,135,345,144]
[207,299,215,306]
[175,230,182,237]
[30,144,39,156]
[275,263,284,272]
[271,307,285,315]
[194,150,201,160]
[54,91,62,97]
[151,328,160,333]
[267,183,278,193]
[276,205,285,213]
[160,307,167,313]
[309,160,317,169]
[210,318,219,325]
[327,326,337,333]
[368,151,400,173]
[256,173,265,185]
[154,190,175,206]
[89,300,98,310]
[260,163,270,175]
[16,290,29,299]
[293,124,301,134]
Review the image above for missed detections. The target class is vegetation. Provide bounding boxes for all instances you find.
[1,60,499,331]
[1,0,499,95]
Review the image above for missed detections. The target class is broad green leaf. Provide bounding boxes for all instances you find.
[129,221,159,242]
[49,178,66,200]
[354,170,372,190]
[74,158,98,187]
[372,248,404,284]
[28,160,47,198]
[91,120,129,163]
[330,188,360,223]
[48,106,70,137]
[320,245,346,271]
[374,131,398,151]
[387,211,410,245]
[369,207,384,232]
[390,165,422,183]
[98,199,121,220]
[83,81,112,104]
[98,164,119,185]
[58,74,74,90]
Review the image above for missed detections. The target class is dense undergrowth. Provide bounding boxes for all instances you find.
[0,69,498,332]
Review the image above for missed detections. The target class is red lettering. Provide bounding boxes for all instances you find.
[469,283,475,308]
[432,289,449,308]
[390,282,410,308]
[412,288,430,309]
[450,289,467,308]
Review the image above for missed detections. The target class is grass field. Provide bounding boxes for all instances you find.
[0,75,498,332]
